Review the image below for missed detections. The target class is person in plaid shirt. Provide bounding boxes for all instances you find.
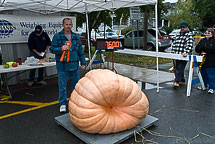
[171,22,194,87]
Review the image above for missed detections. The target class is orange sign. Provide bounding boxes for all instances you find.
[105,41,121,48]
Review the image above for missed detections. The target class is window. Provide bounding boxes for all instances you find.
[159,29,167,36]
[148,29,156,37]
[108,33,113,36]
[126,32,132,37]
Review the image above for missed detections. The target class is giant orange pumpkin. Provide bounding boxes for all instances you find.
[68,69,149,134]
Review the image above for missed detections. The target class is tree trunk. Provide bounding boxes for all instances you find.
[84,12,101,53]
[143,10,149,50]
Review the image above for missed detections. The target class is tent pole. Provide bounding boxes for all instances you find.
[155,1,159,92]
[85,4,91,69]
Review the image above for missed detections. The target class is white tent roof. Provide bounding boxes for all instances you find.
[0,0,157,14]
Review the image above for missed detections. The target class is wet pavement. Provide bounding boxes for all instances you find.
[115,63,174,84]
[0,64,215,144]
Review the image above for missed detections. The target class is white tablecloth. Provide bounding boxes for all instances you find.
[0,62,56,74]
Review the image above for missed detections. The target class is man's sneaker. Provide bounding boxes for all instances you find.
[179,81,185,86]
[173,82,179,87]
[60,105,66,113]
[28,81,34,87]
[37,80,47,85]
[208,89,214,94]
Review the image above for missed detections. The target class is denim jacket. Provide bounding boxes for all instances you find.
[50,29,86,71]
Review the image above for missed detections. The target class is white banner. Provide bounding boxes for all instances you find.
[0,15,76,44]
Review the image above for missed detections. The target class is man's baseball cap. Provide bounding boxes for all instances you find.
[180,22,188,27]
[35,25,42,34]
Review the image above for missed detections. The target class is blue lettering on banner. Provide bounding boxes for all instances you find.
[48,22,62,29]
[43,29,58,35]
[20,30,29,36]
[20,29,58,36]
[19,22,46,29]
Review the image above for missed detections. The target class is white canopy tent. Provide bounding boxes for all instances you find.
[0,0,157,14]
[0,0,159,91]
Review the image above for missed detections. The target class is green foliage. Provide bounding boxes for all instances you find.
[105,53,172,68]
[169,0,202,29]
[91,11,112,30]
[162,26,173,34]
[121,25,132,35]
[139,0,170,25]
[114,8,130,23]
[70,8,130,32]
[84,46,172,68]
[192,0,215,19]
[70,11,112,31]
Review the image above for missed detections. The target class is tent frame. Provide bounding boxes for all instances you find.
[0,0,159,90]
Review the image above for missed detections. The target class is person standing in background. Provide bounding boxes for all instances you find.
[195,28,215,94]
[28,25,51,87]
[171,22,194,88]
[49,18,86,113]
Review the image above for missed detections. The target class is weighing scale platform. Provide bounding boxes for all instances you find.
[55,114,158,144]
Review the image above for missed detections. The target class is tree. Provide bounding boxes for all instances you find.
[71,11,112,52]
[140,0,169,50]
[192,0,215,28]
[114,8,130,24]
[169,0,202,30]
[140,5,152,50]
[158,0,171,26]
[192,0,215,19]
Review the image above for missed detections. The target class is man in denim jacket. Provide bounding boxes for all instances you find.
[50,18,86,112]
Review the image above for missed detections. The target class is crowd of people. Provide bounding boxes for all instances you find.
[27,19,215,113]
[171,22,215,94]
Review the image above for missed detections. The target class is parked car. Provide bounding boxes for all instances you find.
[99,32,124,39]
[77,32,102,46]
[169,29,180,41]
[169,29,202,43]
[124,28,171,51]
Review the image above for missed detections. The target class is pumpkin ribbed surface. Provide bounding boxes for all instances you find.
[68,69,149,134]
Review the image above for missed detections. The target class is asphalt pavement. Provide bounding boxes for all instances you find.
[0,63,215,144]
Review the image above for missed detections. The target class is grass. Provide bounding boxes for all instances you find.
[84,46,172,68]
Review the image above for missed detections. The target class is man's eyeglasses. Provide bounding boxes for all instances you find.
[180,26,186,29]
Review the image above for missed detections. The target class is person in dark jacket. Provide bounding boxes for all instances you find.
[28,25,51,87]
[49,18,86,112]
[171,22,194,87]
[195,28,215,94]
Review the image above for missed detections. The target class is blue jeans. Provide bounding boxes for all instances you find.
[58,70,80,106]
[206,68,215,90]
[29,51,45,82]
[200,68,208,88]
